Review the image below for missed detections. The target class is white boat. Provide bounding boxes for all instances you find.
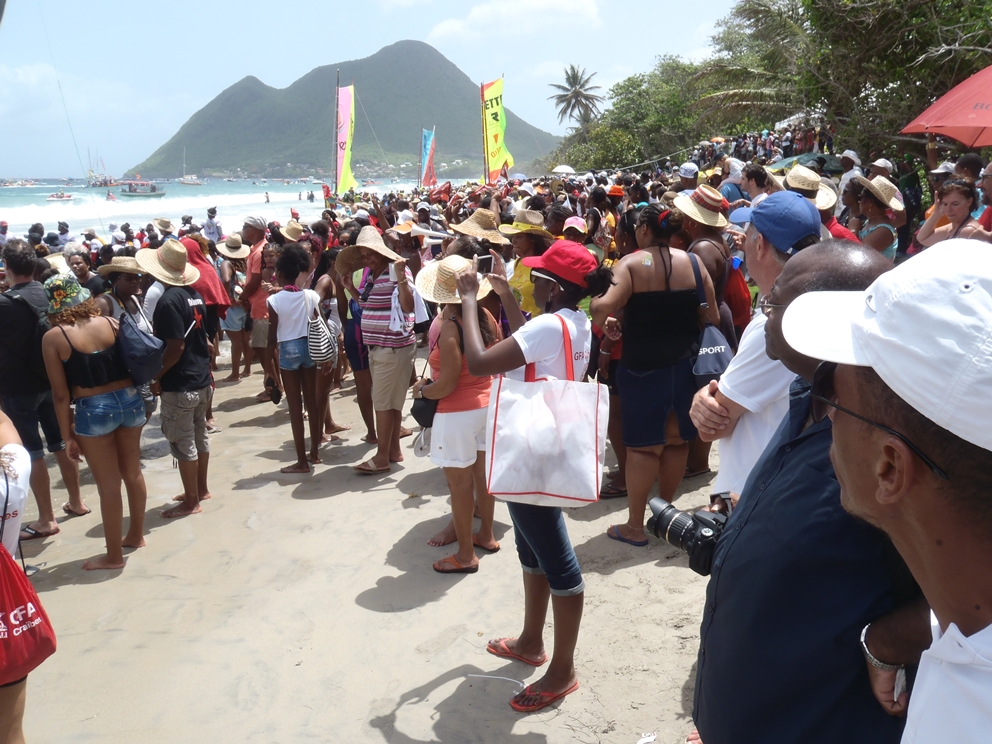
[178,147,202,185]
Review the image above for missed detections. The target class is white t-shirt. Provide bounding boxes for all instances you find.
[713,313,794,493]
[267,289,320,342]
[901,612,992,743]
[0,445,31,558]
[507,308,591,382]
[142,281,165,328]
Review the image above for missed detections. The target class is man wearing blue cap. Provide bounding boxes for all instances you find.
[690,191,821,501]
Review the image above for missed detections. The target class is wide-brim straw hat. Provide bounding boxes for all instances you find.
[415,255,492,305]
[450,209,509,245]
[673,184,729,228]
[97,256,141,277]
[152,217,175,234]
[498,209,553,240]
[335,225,403,275]
[280,220,306,243]
[217,234,250,260]
[854,175,904,212]
[45,253,70,275]
[135,239,201,287]
[786,164,837,211]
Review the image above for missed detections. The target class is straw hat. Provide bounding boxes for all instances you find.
[152,217,175,234]
[415,255,492,305]
[854,175,905,211]
[97,256,141,277]
[497,209,552,240]
[451,209,510,245]
[335,226,403,275]
[785,165,837,211]
[280,221,306,243]
[217,234,250,260]
[45,253,70,275]
[135,239,201,286]
[673,184,729,228]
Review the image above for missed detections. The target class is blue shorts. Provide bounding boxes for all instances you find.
[617,359,698,447]
[343,318,369,372]
[1,391,64,461]
[279,337,314,371]
[220,305,247,332]
[74,387,145,438]
[507,502,584,596]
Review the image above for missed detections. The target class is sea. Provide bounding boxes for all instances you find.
[0,178,433,238]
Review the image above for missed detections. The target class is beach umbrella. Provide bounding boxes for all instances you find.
[710,137,726,143]
[901,64,992,148]
[551,165,576,175]
[511,173,528,180]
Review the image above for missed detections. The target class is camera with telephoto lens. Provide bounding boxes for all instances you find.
[646,497,727,576]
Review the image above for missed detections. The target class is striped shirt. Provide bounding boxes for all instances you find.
[359,267,415,348]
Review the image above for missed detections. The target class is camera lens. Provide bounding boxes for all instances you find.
[659,508,695,551]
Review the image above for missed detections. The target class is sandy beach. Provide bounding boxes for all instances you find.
[19,345,715,744]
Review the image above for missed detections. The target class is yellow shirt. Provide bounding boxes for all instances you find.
[509,264,542,317]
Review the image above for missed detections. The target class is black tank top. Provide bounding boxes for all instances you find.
[59,320,130,390]
[621,288,700,370]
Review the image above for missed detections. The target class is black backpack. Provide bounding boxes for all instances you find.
[3,290,51,380]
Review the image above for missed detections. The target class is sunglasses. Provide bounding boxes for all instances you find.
[809,362,949,480]
[359,280,374,303]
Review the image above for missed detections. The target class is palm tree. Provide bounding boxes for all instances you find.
[548,65,606,127]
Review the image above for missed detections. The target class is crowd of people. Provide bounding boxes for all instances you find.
[0,133,991,740]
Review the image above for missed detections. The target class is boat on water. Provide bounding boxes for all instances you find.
[120,180,166,198]
[178,175,203,186]
[47,190,73,201]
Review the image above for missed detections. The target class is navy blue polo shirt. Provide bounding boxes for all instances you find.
[693,378,912,744]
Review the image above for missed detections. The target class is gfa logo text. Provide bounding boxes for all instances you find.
[0,602,40,639]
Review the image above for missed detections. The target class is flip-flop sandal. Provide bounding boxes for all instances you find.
[432,554,479,574]
[599,483,628,499]
[509,680,580,713]
[270,388,283,405]
[607,524,648,547]
[472,536,500,554]
[20,525,60,541]
[684,468,712,478]
[353,459,391,475]
[62,503,91,517]
[486,638,548,666]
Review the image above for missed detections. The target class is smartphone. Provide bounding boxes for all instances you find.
[476,255,493,274]
[388,263,397,282]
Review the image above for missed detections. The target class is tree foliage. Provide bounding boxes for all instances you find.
[547,65,606,126]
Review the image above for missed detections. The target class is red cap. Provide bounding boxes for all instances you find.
[0,221,7,227]
[521,240,597,288]
[291,209,300,219]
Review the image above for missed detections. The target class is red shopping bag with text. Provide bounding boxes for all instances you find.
[0,547,56,685]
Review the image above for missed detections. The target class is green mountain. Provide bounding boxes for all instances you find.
[129,40,559,179]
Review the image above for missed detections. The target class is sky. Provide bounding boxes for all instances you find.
[0,0,736,178]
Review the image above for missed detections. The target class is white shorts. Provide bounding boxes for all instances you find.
[430,408,488,469]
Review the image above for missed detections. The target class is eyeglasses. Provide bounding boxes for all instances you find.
[809,362,949,480]
[757,295,788,317]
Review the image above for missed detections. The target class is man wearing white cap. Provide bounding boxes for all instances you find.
[678,162,699,195]
[836,150,864,216]
[781,238,992,744]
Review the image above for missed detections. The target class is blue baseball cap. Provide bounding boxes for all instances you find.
[729,191,821,255]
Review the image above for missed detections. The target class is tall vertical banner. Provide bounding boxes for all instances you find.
[421,129,437,187]
[336,85,358,194]
[481,78,514,184]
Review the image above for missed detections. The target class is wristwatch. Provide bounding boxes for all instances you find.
[860,624,903,672]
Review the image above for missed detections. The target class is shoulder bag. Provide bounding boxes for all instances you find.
[688,253,735,390]
[114,297,164,386]
[306,292,337,365]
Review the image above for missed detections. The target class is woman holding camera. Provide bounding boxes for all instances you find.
[456,240,613,713]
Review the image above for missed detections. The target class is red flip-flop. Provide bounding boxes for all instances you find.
[433,555,478,574]
[509,680,580,713]
[486,638,548,666]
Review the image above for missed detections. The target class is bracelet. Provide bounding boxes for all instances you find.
[860,624,903,672]
[599,349,611,356]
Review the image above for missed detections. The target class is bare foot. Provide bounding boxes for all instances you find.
[280,462,311,474]
[362,434,378,444]
[122,536,146,549]
[685,729,703,743]
[198,492,212,502]
[330,384,342,392]
[308,452,322,465]
[428,519,457,547]
[398,427,413,439]
[326,424,351,434]
[241,369,253,378]
[173,492,212,502]
[162,503,202,519]
[320,433,341,444]
[389,455,404,463]
[82,555,126,570]
[220,374,240,383]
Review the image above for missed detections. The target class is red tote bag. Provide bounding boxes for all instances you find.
[0,473,56,686]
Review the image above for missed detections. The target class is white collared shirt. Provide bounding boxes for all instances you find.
[901,612,992,743]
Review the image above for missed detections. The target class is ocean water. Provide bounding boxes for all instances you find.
[0,178,430,238]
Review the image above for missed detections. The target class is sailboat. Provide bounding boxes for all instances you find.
[178,147,202,186]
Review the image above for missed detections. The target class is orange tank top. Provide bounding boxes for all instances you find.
[429,311,500,413]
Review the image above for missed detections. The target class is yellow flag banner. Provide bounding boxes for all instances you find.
[336,85,358,194]
[481,78,514,184]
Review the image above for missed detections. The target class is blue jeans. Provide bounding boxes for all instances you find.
[74,387,145,438]
[0,391,64,460]
[279,337,314,370]
[507,502,585,596]
[220,305,247,332]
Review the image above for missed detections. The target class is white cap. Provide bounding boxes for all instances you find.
[679,162,699,179]
[518,182,535,197]
[871,158,894,174]
[782,239,992,451]
[840,149,861,166]
[928,161,955,175]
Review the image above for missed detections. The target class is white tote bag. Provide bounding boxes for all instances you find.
[485,315,609,508]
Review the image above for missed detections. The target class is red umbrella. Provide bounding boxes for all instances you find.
[902,64,992,148]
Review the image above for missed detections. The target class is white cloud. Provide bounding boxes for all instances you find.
[429,0,600,42]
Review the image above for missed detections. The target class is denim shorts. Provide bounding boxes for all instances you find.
[0,391,65,460]
[507,501,585,596]
[343,318,369,372]
[74,387,145,438]
[279,337,314,371]
[220,305,247,332]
